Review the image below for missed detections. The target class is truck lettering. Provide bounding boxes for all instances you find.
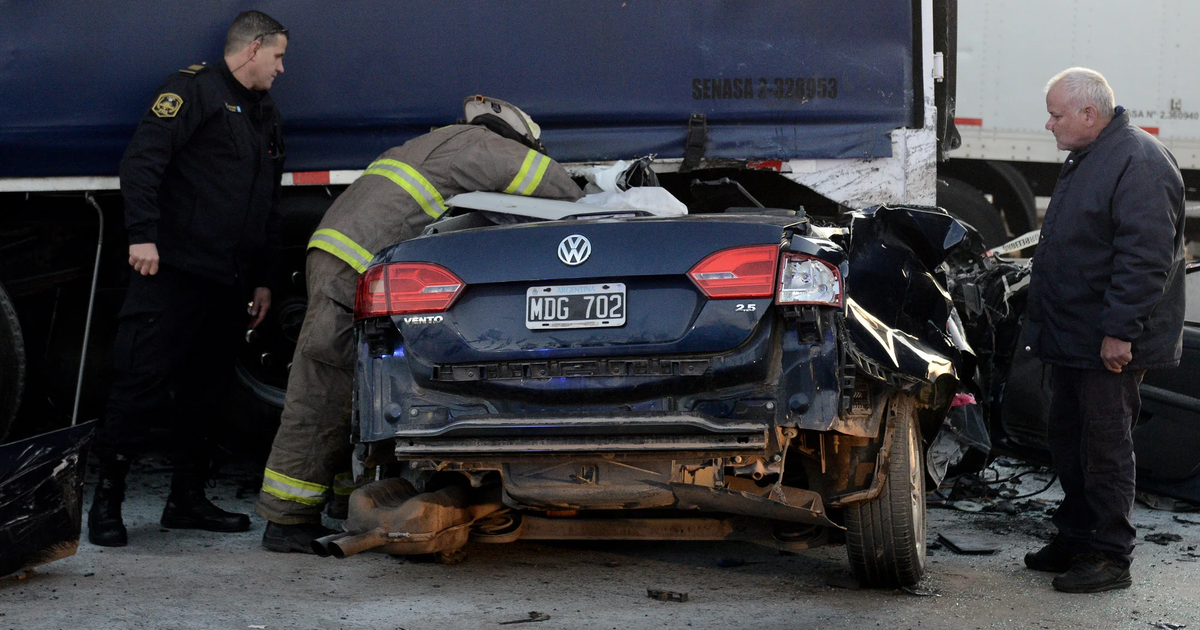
[691,78,779,100]
[699,77,839,101]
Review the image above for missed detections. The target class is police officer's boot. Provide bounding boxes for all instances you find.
[160,466,251,532]
[87,454,131,547]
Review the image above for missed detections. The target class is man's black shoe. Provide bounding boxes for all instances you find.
[87,476,128,547]
[1024,538,1075,573]
[262,521,339,554]
[1052,552,1132,593]
[160,489,252,532]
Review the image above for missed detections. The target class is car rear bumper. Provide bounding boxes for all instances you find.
[391,412,769,456]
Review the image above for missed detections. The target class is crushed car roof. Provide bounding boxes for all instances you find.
[445,190,687,220]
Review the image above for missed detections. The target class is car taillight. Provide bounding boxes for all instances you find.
[354,262,464,320]
[687,244,779,299]
[777,254,842,306]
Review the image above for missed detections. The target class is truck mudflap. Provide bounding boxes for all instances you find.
[0,420,95,578]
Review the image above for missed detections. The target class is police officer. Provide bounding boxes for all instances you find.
[88,11,289,547]
[258,96,584,552]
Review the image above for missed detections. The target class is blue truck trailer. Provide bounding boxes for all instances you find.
[0,0,967,443]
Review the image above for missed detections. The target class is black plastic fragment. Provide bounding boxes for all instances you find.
[0,421,96,578]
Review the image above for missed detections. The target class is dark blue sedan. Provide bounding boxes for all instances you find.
[334,192,972,587]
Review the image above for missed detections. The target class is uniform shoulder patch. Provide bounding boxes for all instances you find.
[151,93,184,118]
[176,62,207,75]
[178,63,208,75]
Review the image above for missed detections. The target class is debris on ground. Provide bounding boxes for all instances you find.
[937,532,1000,555]
[646,589,689,603]
[825,575,861,590]
[1,570,33,582]
[1149,622,1186,630]
[984,500,1019,515]
[498,611,550,625]
[1144,533,1184,545]
[716,558,763,568]
[930,465,1060,516]
[1137,492,1200,513]
[1174,516,1200,526]
[900,586,938,597]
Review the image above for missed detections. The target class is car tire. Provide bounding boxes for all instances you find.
[844,392,926,588]
[0,282,25,442]
[936,177,1009,248]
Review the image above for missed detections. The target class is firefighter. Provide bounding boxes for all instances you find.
[87,11,288,547]
[258,96,585,552]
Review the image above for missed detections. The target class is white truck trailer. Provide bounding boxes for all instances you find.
[945,0,1200,231]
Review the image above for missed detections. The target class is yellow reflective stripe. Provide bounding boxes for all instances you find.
[262,469,328,507]
[363,159,447,218]
[264,468,328,493]
[262,484,325,506]
[307,228,371,273]
[309,240,366,274]
[503,151,537,194]
[333,471,356,496]
[315,228,372,261]
[503,150,551,196]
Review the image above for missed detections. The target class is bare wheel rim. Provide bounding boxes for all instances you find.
[908,413,926,561]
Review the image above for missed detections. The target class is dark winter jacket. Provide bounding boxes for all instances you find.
[119,59,283,287]
[1025,107,1186,370]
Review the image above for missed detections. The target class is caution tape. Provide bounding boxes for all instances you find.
[986,229,1040,257]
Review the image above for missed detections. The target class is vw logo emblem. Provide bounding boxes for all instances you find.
[557,234,591,266]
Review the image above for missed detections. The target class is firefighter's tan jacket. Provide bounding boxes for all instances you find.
[309,124,582,281]
[258,126,583,520]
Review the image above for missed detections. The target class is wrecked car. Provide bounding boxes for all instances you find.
[323,191,972,588]
[950,250,1200,506]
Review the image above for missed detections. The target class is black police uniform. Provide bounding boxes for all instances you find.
[95,59,284,484]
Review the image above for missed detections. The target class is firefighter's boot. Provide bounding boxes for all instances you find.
[87,454,131,547]
[262,521,340,554]
[160,468,251,532]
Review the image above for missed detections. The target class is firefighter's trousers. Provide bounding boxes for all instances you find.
[256,252,357,524]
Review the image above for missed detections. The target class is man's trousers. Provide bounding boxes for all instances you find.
[1047,365,1145,568]
[95,265,243,481]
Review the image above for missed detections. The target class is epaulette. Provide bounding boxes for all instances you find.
[178,63,209,76]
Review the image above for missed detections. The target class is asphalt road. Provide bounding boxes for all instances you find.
[2,456,1199,630]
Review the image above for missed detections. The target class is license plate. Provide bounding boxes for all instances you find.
[526,283,626,329]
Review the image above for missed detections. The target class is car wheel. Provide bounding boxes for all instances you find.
[844,392,926,588]
[0,282,24,442]
[936,177,1009,248]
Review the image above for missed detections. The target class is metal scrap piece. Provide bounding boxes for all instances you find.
[498,611,550,625]
[646,588,689,603]
[1145,533,1183,545]
[937,532,1000,555]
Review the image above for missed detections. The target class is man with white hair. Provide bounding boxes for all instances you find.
[1022,68,1186,592]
